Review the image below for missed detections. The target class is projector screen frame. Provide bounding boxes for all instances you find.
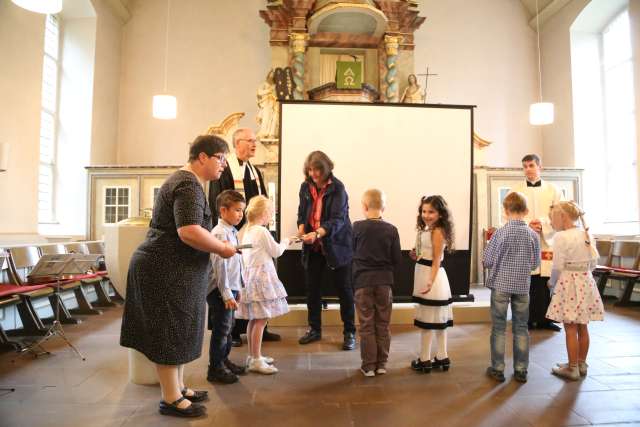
[275,100,476,302]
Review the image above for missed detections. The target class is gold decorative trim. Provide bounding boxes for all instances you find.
[205,112,246,136]
[473,132,492,149]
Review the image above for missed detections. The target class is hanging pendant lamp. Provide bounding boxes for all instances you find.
[152,0,177,120]
[11,0,62,14]
[529,0,554,125]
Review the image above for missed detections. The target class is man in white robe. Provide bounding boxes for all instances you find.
[511,154,562,331]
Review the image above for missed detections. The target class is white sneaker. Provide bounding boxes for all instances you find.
[556,361,588,376]
[551,365,580,381]
[245,355,275,367]
[261,355,275,364]
[248,358,278,375]
[375,368,387,375]
[360,368,375,377]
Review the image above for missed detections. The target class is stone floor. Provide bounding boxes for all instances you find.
[0,302,639,427]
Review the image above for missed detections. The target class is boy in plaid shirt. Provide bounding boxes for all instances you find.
[483,191,540,383]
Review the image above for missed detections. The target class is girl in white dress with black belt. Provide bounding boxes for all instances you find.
[410,195,454,374]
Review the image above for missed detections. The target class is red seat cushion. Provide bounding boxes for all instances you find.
[0,283,50,298]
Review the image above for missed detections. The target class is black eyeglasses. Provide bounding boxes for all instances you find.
[211,153,226,164]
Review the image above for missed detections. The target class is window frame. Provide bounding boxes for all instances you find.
[38,14,62,224]
[103,186,132,224]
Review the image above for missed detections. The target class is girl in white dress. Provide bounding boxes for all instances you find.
[236,196,292,374]
[410,195,454,373]
[546,201,604,381]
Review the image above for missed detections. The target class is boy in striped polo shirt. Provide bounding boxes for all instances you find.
[483,191,540,383]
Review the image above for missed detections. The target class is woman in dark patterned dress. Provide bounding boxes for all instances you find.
[120,135,237,418]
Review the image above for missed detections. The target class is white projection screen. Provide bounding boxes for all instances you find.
[277,101,474,300]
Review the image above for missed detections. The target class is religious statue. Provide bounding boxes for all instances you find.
[400,74,424,104]
[256,69,279,141]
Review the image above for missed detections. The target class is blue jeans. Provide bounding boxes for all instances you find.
[207,289,238,369]
[490,290,529,372]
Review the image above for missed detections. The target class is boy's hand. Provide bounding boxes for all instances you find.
[409,249,417,261]
[224,298,239,310]
[529,219,542,233]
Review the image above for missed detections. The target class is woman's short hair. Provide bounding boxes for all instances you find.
[188,135,229,162]
[303,151,334,181]
[245,195,272,223]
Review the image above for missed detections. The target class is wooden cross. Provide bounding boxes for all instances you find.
[416,66,438,103]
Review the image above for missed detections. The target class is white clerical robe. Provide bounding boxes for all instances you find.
[510,180,562,277]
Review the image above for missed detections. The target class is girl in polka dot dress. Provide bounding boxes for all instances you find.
[546,201,604,381]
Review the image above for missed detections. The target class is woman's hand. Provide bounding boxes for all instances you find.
[219,242,237,258]
[409,248,417,261]
[301,232,317,244]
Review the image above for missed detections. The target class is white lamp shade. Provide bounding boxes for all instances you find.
[152,95,177,120]
[0,143,10,172]
[529,102,554,125]
[11,0,62,14]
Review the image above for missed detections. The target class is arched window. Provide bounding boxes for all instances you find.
[601,10,637,227]
[571,3,638,234]
[38,14,60,224]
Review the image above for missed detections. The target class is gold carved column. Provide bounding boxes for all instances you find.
[289,32,310,100]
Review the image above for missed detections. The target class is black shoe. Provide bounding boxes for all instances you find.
[207,366,239,384]
[298,329,322,345]
[486,367,505,382]
[231,335,242,347]
[180,388,208,403]
[342,332,356,351]
[514,370,528,383]
[433,357,451,372]
[411,358,432,373]
[159,397,206,418]
[224,359,247,376]
[527,322,536,330]
[263,328,281,342]
[541,322,562,332]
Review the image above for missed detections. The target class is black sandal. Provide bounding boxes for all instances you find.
[159,396,206,417]
[181,388,209,403]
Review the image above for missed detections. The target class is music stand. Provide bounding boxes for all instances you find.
[18,254,96,361]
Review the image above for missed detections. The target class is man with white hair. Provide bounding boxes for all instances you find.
[209,128,281,346]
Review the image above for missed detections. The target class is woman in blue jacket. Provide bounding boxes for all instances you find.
[296,151,355,350]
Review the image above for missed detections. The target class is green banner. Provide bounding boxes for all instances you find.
[336,61,363,89]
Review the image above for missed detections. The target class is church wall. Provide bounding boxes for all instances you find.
[414,0,542,167]
[538,0,590,168]
[0,4,44,238]
[116,0,271,165]
[116,1,543,168]
[0,1,124,243]
[90,0,124,166]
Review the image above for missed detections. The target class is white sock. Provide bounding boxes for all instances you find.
[435,329,448,359]
[420,330,433,361]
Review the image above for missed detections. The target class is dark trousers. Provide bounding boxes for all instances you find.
[355,285,392,371]
[305,251,356,334]
[207,289,238,368]
[529,274,551,324]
